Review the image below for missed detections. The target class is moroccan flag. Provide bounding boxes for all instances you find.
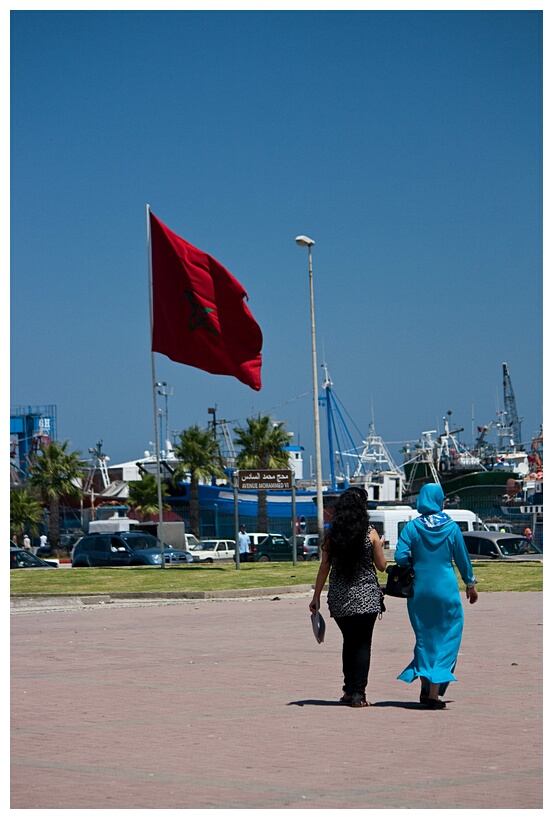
[150,212,262,391]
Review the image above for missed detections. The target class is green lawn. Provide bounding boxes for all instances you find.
[10,560,543,596]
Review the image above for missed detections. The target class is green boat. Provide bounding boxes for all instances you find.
[402,420,522,517]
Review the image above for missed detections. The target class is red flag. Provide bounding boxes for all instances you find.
[150,212,262,391]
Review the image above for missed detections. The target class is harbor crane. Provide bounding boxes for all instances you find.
[499,362,523,449]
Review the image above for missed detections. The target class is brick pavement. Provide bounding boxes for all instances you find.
[11,591,543,809]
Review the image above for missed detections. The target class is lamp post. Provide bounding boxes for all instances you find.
[295,235,324,552]
[155,381,172,452]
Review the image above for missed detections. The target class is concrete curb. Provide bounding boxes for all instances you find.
[10,584,315,610]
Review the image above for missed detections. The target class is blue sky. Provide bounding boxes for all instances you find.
[9,8,543,478]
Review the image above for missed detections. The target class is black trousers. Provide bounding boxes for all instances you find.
[334,612,378,696]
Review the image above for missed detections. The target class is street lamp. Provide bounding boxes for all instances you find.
[155,381,172,451]
[295,235,325,550]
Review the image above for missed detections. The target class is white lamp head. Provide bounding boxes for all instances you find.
[295,235,315,247]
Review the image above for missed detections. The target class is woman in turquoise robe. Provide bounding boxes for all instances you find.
[394,483,478,709]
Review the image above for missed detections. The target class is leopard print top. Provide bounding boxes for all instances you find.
[326,528,383,617]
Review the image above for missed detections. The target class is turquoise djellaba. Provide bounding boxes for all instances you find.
[394,483,477,694]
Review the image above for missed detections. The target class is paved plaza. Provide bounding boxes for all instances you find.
[11,590,543,809]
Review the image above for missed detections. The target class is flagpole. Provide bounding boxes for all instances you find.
[146,203,165,568]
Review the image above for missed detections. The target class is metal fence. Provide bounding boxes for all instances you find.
[169,503,316,540]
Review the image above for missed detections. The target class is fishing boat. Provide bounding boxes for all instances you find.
[168,421,404,521]
[401,363,541,518]
[499,428,543,516]
[402,416,521,510]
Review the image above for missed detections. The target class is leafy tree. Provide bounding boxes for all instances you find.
[127,472,170,520]
[172,425,226,537]
[10,487,44,543]
[27,441,85,554]
[233,414,291,532]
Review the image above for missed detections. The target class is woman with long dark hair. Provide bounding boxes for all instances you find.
[309,487,387,707]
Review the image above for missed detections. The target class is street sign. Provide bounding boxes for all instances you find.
[298,515,307,533]
[237,469,293,491]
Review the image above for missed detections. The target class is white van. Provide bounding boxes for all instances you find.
[447,510,487,534]
[368,507,418,549]
[183,533,201,549]
[368,506,485,549]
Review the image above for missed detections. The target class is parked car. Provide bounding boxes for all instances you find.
[71,532,200,567]
[245,532,269,547]
[297,534,320,561]
[236,532,268,562]
[10,547,58,569]
[249,533,296,562]
[183,533,202,550]
[194,539,236,562]
[462,532,543,561]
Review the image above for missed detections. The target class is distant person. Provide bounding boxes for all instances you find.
[238,525,251,562]
[39,534,48,554]
[23,534,31,552]
[524,527,533,543]
[394,483,478,709]
[309,487,386,708]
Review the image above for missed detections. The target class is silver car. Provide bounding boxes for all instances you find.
[462,532,542,561]
[297,534,320,561]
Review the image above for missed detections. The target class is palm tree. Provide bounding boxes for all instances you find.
[10,487,44,543]
[27,441,84,554]
[171,425,226,537]
[233,414,291,532]
[127,472,170,520]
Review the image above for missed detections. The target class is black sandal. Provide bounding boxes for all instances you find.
[349,693,370,707]
[425,698,446,710]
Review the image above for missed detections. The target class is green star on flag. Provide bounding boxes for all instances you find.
[185,291,218,336]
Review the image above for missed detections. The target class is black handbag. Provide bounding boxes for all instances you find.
[384,564,415,598]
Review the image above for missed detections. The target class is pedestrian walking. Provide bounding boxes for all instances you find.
[238,525,251,562]
[22,534,31,552]
[394,482,478,709]
[309,487,387,708]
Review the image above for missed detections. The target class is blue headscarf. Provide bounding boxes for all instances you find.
[415,483,451,530]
